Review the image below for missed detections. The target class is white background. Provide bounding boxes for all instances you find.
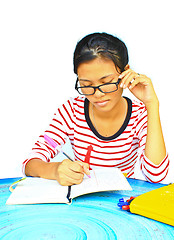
[0,0,173,181]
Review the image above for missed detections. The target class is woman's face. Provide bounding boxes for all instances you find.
[77,57,123,113]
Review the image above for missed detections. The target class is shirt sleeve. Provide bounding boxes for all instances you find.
[22,98,75,175]
[136,105,170,183]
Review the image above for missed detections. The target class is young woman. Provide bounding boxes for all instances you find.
[24,33,169,186]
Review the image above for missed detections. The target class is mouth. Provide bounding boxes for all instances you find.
[94,100,109,107]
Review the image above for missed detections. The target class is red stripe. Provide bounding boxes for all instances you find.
[23,157,49,168]
[49,124,67,135]
[137,114,147,125]
[76,116,86,122]
[74,131,135,147]
[75,97,85,103]
[33,151,48,161]
[120,163,135,172]
[52,118,63,125]
[116,155,137,168]
[137,122,147,136]
[74,109,85,116]
[74,123,91,131]
[144,170,169,183]
[58,108,73,131]
[75,140,138,155]
[115,152,138,166]
[143,160,169,176]
[23,159,29,164]
[139,141,146,149]
[63,104,75,125]
[142,153,168,169]
[127,171,134,178]
[74,133,135,146]
[74,146,138,164]
[32,147,48,153]
[67,99,74,115]
[74,102,84,109]
[45,130,66,144]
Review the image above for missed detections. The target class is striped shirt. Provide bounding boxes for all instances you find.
[23,96,169,183]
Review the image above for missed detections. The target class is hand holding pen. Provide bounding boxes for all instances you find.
[44,134,90,186]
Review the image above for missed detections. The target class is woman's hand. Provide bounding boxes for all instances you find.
[119,69,159,108]
[56,159,90,186]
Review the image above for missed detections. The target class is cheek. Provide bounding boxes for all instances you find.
[110,87,123,100]
[85,95,94,103]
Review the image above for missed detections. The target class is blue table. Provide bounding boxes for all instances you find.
[0,178,174,239]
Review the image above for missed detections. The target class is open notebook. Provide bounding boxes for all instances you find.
[6,168,132,205]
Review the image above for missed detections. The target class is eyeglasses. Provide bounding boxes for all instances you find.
[75,78,121,96]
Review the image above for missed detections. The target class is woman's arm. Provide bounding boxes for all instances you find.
[145,100,166,165]
[25,158,60,179]
[25,158,90,186]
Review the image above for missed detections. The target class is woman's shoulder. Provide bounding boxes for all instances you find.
[131,98,147,113]
[58,96,86,115]
[67,96,86,107]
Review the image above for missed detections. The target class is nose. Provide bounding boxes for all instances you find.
[94,88,105,98]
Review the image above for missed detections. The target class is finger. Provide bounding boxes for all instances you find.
[57,159,85,186]
[119,69,132,79]
[66,171,84,183]
[76,161,90,177]
[121,72,137,89]
[69,162,91,180]
[130,75,151,89]
[129,77,141,89]
[119,71,131,88]
[60,166,84,183]
[119,69,136,88]
[63,166,84,179]
[58,159,83,179]
[70,161,84,173]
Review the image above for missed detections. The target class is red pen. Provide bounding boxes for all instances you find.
[84,145,93,170]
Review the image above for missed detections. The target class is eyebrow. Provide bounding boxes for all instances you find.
[78,74,114,82]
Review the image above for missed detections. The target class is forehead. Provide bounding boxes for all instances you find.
[77,58,119,81]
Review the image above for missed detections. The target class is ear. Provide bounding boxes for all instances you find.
[124,64,130,70]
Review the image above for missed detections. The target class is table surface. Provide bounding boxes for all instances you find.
[0,177,174,240]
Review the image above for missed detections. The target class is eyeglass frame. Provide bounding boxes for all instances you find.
[75,78,121,96]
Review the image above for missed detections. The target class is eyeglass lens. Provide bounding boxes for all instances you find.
[78,82,118,95]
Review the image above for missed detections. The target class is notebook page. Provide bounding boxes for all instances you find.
[6,177,69,205]
[71,168,132,199]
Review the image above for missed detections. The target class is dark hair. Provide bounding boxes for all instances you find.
[73,32,129,74]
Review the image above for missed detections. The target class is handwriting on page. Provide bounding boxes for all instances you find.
[71,168,131,199]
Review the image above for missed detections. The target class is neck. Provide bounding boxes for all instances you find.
[89,97,128,137]
[90,97,126,121]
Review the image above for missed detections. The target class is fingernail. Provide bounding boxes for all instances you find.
[120,83,123,88]
[84,166,90,176]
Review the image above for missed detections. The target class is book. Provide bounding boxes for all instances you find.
[6,168,132,205]
[130,183,174,226]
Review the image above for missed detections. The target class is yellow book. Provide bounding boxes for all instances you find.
[130,183,174,226]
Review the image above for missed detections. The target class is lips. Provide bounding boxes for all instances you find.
[95,100,109,107]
